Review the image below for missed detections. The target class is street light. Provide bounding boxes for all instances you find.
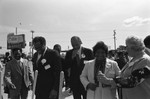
[113,30,116,50]
[31,30,34,58]
[15,23,21,35]
[16,27,17,35]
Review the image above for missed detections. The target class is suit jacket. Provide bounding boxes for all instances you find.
[32,47,61,95]
[4,58,33,94]
[145,48,150,56]
[65,47,94,90]
[80,58,120,99]
[121,54,150,99]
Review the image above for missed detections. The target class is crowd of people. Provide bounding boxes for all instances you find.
[0,34,150,99]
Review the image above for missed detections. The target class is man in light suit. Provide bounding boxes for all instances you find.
[32,36,61,99]
[65,36,94,99]
[4,48,34,99]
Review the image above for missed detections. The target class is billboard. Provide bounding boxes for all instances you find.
[7,33,26,49]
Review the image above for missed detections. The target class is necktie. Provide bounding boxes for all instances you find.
[76,54,80,66]
[18,61,24,74]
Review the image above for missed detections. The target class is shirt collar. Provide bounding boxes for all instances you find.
[43,47,47,56]
[79,46,82,53]
[38,46,47,56]
[16,58,23,63]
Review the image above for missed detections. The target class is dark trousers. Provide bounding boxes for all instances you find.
[72,85,86,99]
[35,90,50,99]
[118,87,122,99]
[63,70,70,88]
[9,85,28,99]
[9,79,28,99]
[72,89,86,99]
[35,94,49,99]
[35,93,58,99]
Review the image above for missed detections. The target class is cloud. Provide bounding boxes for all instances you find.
[123,16,150,27]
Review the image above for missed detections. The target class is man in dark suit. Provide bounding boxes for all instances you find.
[32,36,61,99]
[4,48,34,99]
[144,35,150,56]
[53,44,70,91]
[65,36,94,99]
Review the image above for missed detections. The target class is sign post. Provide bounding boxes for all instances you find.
[59,71,64,99]
[32,70,38,99]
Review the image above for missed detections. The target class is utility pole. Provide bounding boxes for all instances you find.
[15,23,21,35]
[16,27,17,35]
[113,30,116,50]
[31,30,34,58]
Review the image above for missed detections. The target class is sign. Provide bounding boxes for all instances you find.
[7,33,26,49]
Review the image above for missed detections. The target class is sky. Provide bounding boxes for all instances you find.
[0,0,150,54]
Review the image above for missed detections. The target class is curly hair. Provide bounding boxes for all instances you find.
[126,35,145,52]
[93,41,108,56]
[11,48,22,53]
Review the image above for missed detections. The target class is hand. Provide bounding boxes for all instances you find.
[28,85,33,90]
[49,89,57,99]
[86,83,97,91]
[72,49,78,59]
[97,71,107,83]
[9,83,16,89]
[97,71,116,88]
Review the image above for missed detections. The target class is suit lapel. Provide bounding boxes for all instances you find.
[40,48,48,62]
[81,47,84,59]
[36,48,48,68]
[92,60,96,81]
[37,55,43,68]
[36,52,43,68]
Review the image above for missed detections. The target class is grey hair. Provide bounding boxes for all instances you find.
[126,35,145,52]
